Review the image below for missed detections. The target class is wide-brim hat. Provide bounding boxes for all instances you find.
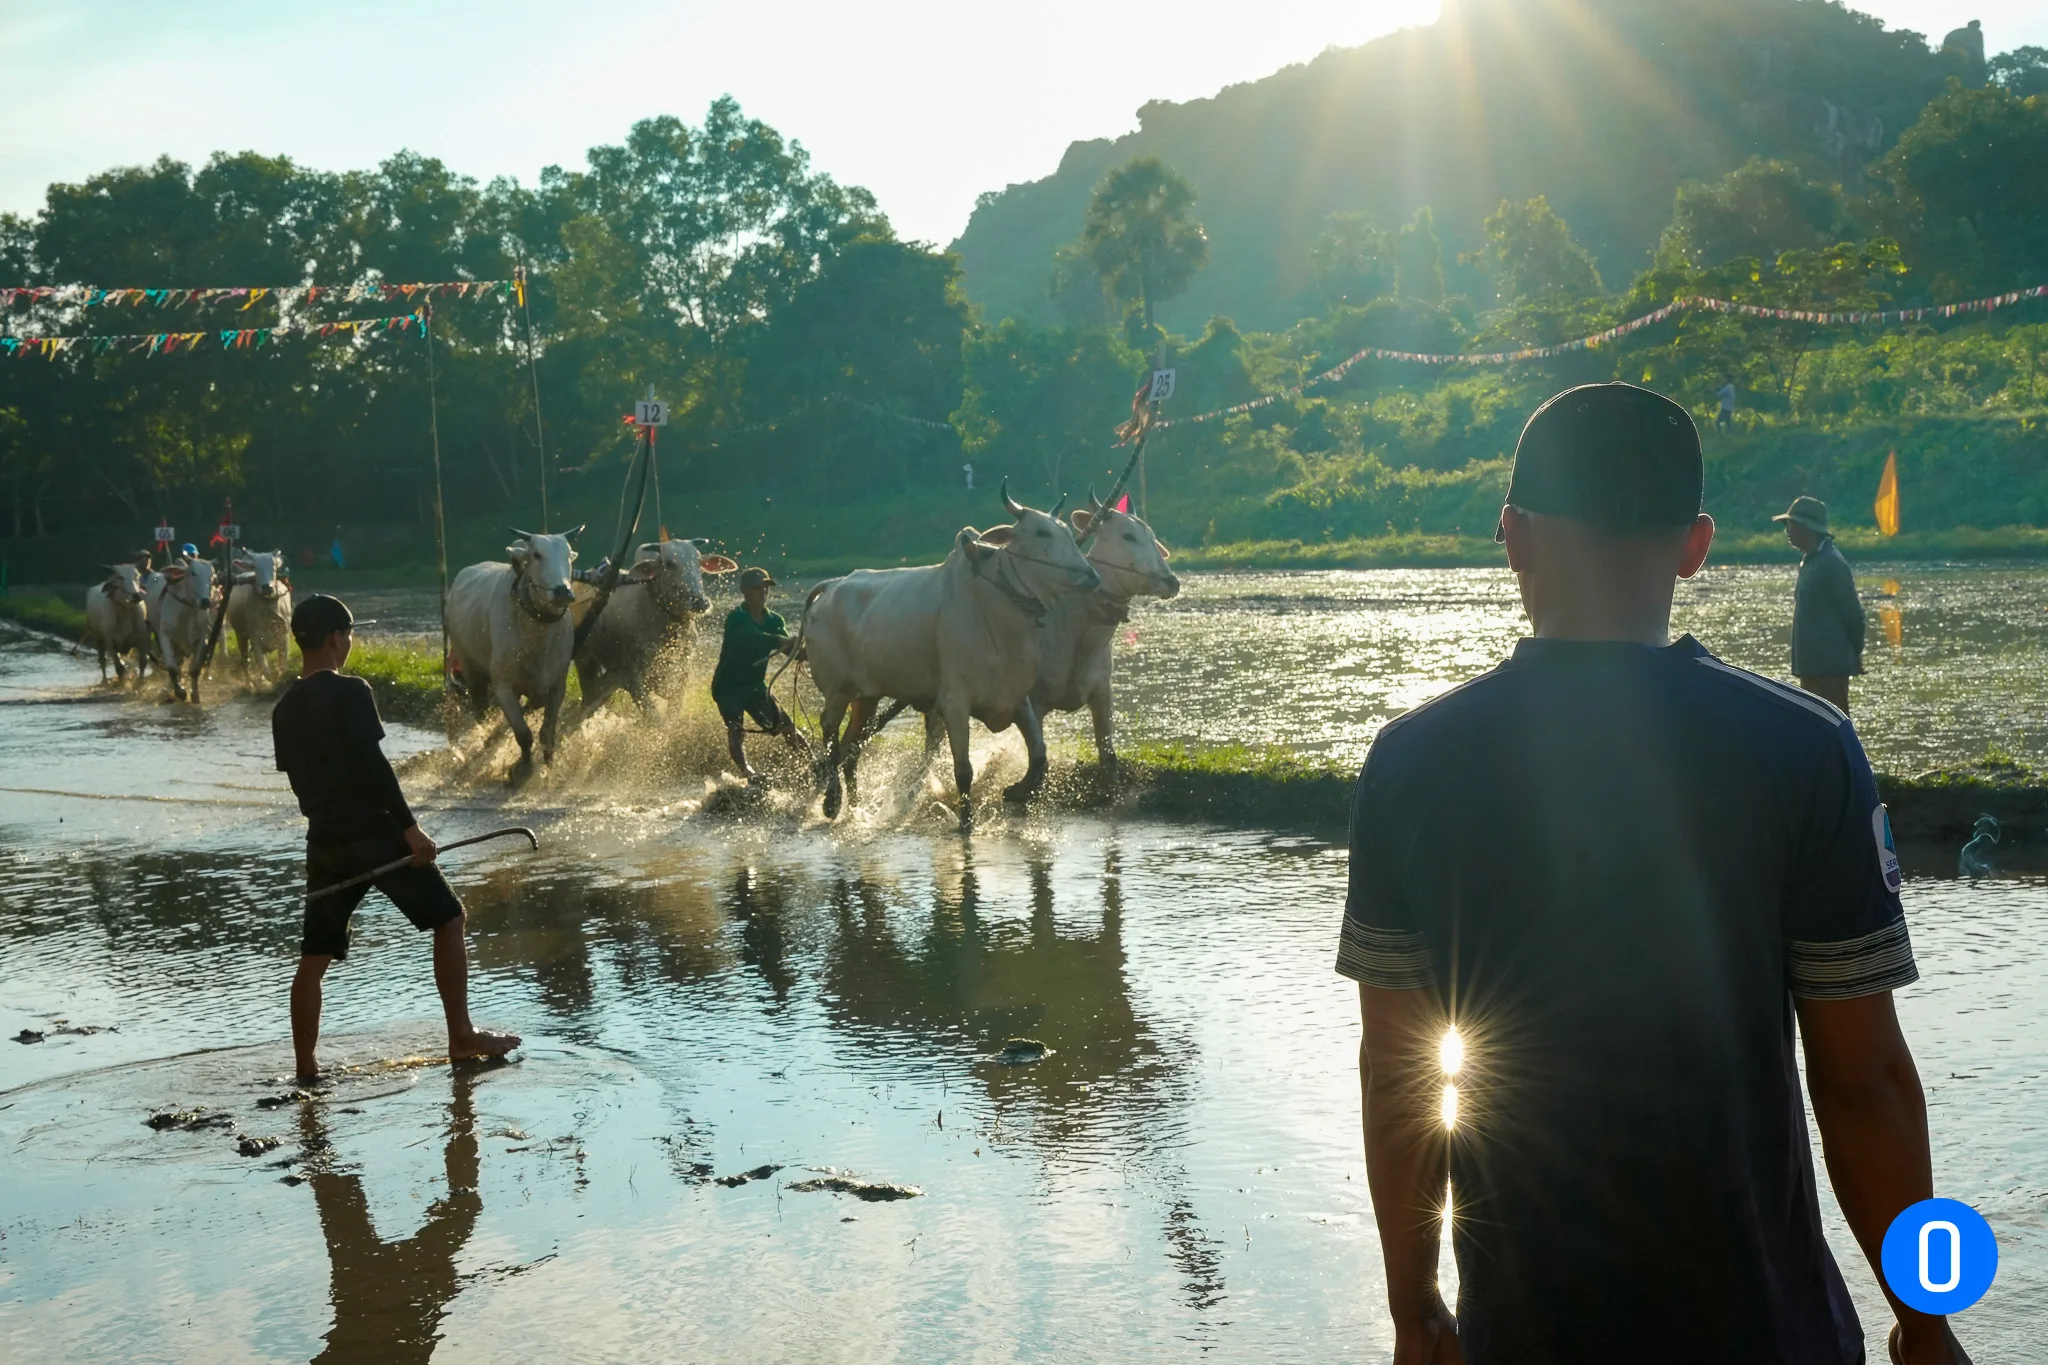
[1772,495,1830,533]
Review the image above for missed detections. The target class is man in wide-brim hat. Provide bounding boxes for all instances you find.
[1775,495,1866,712]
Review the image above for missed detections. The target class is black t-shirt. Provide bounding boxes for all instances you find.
[272,670,416,845]
[1337,636,1915,1364]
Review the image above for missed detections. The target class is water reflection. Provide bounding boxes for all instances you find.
[301,1072,482,1364]
[817,840,1175,1145]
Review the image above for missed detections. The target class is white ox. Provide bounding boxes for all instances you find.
[802,484,1100,823]
[1028,494,1179,773]
[227,549,293,680]
[573,539,735,712]
[84,563,150,682]
[152,558,219,702]
[446,526,583,777]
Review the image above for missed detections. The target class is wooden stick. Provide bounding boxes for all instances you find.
[306,826,539,902]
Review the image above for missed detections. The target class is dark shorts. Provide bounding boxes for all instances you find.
[715,687,789,732]
[302,835,463,961]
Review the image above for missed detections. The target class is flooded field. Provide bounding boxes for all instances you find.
[339,560,2048,774]
[4,565,2047,1360]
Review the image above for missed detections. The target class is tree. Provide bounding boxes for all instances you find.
[1049,240,1111,326]
[1392,208,1444,305]
[1311,213,1394,309]
[1655,159,1843,271]
[1987,46,2048,98]
[955,321,1142,498]
[1470,196,1604,304]
[1867,83,2048,297]
[1077,158,1208,329]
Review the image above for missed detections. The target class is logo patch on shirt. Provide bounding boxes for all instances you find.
[1873,804,1903,894]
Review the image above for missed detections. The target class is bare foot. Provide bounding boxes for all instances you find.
[449,1029,521,1063]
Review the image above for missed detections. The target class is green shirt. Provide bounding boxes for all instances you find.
[710,605,787,701]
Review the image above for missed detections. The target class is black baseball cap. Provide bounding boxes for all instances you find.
[290,594,372,642]
[1497,383,1703,540]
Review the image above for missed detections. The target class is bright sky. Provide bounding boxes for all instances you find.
[4,0,2042,250]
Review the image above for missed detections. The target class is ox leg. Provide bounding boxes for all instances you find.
[1003,699,1049,803]
[818,697,849,816]
[539,681,567,766]
[1089,685,1118,768]
[494,679,535,780]
[941,702,976,829]
[840,697,874,808]
[574,660,614,715]
[187,653,203,706]
[95,641,110,683]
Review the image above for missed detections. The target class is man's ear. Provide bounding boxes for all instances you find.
[1676,513,1716,580]
[1498,506,1532,574]
[1070,509,1093,534]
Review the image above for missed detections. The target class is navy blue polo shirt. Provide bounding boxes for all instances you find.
[1337,636,1915,1364]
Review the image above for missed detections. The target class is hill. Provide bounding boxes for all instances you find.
[950,0,1978,331]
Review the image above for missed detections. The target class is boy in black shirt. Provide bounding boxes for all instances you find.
[273,595,518,1080]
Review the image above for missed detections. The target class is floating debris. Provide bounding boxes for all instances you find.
[714,1164,784,1187]
[236,1134,283,1158]
[145,1108,233,1132]
[995,1038,1051,1066]
[786,1167,924,1202]
[14,1029,45,1044]
[279,1174,306,1187]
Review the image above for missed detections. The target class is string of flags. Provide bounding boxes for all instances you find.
[1157,282,2048,429]
[0,278,518,310]
[0,311,426,360]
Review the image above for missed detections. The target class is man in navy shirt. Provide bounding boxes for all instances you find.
[1339,384,1967,1363]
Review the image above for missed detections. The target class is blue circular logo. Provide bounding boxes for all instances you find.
[1881,1199,1997,1314]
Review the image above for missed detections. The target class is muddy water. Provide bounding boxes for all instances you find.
[4,568,2047,1360]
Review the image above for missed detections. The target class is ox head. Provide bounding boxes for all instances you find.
[99,563,144,605]
[1073,488,1179,600]
[508,526,582,613]
[959,479,1100,606]
[232,549,288,601]
[629,538,734,616]
[163,557,216,603]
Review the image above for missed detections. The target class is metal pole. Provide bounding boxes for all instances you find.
[424,306,450,681]
[517,262,549,531]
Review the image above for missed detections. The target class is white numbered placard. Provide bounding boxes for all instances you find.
[154,525,176,544]
[218,524,241,541]
[635,400,669,427]
[1148,368,1177,402]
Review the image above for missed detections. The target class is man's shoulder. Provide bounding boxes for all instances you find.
[1684,650,1850,735]
[1361,663,1517,770]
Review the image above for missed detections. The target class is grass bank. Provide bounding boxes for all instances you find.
[0,590,88,637]
[1174,525,2048,572]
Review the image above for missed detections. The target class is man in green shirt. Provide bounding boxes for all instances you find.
[711,566,803,782]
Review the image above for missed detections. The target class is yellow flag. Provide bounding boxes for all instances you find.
[1874,449,1900,536]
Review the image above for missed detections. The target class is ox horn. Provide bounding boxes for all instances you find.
[1049,492,1069,518]
[1000,477,1024,519]
[1089,485,1107,514]
[564,523,586,539]
[510,526,535,540]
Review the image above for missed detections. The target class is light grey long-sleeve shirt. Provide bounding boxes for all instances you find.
[1791,536,1865,677]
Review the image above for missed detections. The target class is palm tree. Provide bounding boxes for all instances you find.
[1078,158,1209,328]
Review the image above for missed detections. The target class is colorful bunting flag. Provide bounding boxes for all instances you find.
[1154,282,2048,429]
[0,312,425,360]
[0,279,514,310]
